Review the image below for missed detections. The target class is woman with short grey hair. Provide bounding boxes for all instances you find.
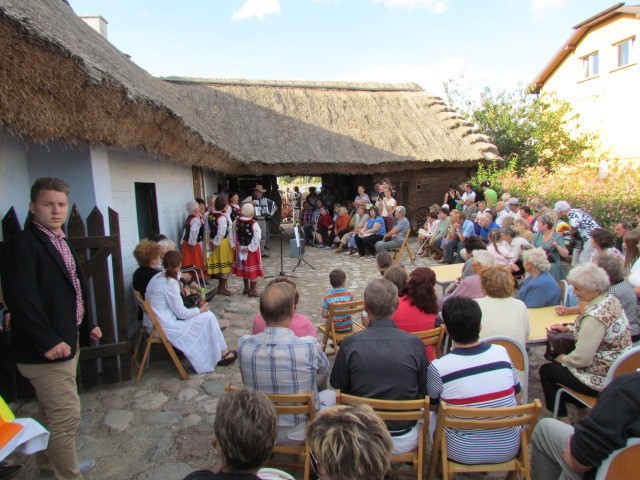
[517,248,561,308]
[539,263,632,422]
[180,199,206,277]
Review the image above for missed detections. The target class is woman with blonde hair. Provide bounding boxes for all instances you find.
[306,404,392,480]
[383,266,408,297]
[475,266,529,346]
[514,218,534,242]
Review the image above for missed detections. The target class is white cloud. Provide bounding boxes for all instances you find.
[372,0,450,14]
[530,0,571,13]
[337,57,523,98]
[231,0,281,21]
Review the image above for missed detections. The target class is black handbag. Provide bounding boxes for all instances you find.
[182,293,201,309]
[544,324,576,361]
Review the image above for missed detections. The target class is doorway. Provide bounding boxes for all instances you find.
[135,183,160,240]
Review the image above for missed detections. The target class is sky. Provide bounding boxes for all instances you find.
[67,0,620,98]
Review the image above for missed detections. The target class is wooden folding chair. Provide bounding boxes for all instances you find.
[483,336,529,402]
[132,291,189,386]
[553,345,640,418]
[317,300,365,356]
[428,399,542,480]
[226,384,314,480]
[336,391,429,480]
[412,326,445,359]
[390,230,416,266]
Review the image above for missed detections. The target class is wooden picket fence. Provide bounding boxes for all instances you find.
[0,205,130,400]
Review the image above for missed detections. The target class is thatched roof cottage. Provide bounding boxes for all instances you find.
[0,0,500,318]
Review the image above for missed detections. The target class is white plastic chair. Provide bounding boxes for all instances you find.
[483,336,529,402]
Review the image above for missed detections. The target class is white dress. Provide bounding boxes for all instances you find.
[145,272,227,373]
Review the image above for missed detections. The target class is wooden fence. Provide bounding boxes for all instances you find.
[0,205,130,400]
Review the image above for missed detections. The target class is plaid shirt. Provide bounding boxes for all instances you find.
[33,222,85,325]
[300,208,313,226]
[238,327,330,427]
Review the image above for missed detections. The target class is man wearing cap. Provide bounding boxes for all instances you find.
[246,185,277,256]
[554,201,599,265]
[497,198,521,226]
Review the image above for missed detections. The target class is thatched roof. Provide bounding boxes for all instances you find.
[0,0,501,175]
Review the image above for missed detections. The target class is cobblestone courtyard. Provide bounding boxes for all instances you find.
[9,234,550,480]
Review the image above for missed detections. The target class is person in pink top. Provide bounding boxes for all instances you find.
[252,277,316,338]
[392,267,440,361]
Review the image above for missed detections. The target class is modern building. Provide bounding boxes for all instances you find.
[531,3,640,165]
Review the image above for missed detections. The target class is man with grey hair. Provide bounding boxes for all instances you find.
[554,200,599,265]
[331,278,427,454]
[375,205,411,253]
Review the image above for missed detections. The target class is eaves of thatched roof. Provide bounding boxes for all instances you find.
[0,0,501,176]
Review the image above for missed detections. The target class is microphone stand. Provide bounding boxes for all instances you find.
[264,215,296,279]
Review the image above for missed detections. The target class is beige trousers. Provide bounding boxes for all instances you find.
[17,349,82,480]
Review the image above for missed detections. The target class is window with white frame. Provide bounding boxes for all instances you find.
[581,52,599,79]
[615,37,635,68]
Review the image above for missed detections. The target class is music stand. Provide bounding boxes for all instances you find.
[292,225,314,273]
[265,217,297,279]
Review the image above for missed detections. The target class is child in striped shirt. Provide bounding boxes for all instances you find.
[321,269,355,333]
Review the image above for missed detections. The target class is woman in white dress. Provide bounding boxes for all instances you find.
[145,250,237,373]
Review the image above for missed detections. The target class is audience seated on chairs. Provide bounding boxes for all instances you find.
[252,277,316,338]
[145,250,236,373]
[306,404,392,480]
[238,282,335,446]
[427,296,523,465]
[392,267,440,361]
[330,278,427,455]
[517,247,561,307]
[383,266,407,296]
[475,266,530,346]
[441,250,496,308]
[539,263,631,422]
[321,270,355,334]
[355,206,386,258]
[457,236,488,280]
[182,388,278,480]
[374,206,410,254]
[337,204,369,255]
[132,240,163,299]
[531,372,640,480]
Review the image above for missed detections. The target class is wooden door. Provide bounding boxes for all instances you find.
[192,166,205,200]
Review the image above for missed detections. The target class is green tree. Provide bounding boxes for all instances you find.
[444,81,598,171]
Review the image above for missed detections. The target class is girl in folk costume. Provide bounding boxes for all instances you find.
[180,200,206,278]
[228,192,242,222]
[207,196,235,296]
[230,203,263,297]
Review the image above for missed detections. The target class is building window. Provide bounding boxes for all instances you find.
[615,37,635,68]
[581,52,599,79]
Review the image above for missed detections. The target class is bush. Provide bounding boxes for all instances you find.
[470,160,640,228]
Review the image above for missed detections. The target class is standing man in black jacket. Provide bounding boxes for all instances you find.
[0,177,101,480]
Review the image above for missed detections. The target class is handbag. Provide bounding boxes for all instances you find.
[182,293,201,309]
[544,324,576,361]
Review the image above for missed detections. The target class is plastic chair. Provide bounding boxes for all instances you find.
[428,400,542,480]
[595,437,640,480]
[483,335,529,402]
[227,385,314,480]
[317,300,365,356]
[132,291,189,386]
[553,345,640,418]
[336,391,429,480]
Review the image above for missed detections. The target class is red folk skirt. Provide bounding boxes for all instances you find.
[232,248,264,280]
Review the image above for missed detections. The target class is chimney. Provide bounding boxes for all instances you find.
[79,15,108,39]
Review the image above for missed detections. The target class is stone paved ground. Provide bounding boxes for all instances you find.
[8,232,552,480]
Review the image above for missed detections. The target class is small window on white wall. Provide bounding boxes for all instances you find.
[615,37,635,68]
[581,52,599,79]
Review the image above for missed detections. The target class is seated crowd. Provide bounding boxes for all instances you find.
[128,179,639,480]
